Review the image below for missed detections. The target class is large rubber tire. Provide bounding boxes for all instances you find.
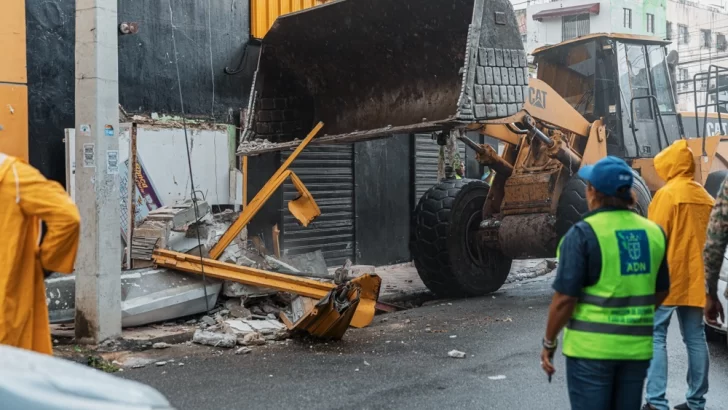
[704,170,728,198]
[410,179,470,297]
[555,170,651,238]
[554,174,589,238]
[448,181,513,295]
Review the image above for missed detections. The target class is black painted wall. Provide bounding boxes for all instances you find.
[354,136,411,266]
[25,0,252,184]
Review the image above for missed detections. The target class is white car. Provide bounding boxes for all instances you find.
[0,344,174,410]
[705,254,728,346]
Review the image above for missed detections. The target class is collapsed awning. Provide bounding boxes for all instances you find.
[532,3,600,21]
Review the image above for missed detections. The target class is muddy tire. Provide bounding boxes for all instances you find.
[555,170,651,238]
[705,170,728,198]
[410,179,470,297]
[410,179,469,297]
[448,181,512,296]
[555,175,589,238]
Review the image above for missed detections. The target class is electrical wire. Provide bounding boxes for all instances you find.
[168,0,210,312]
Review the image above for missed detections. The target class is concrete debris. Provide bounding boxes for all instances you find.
[224,299,253,319]
[237,138,277,155]
[48,268,222,328]
[178,363,184,366]
[281,250,328,277]
[448,350,466,359]
[192,329,237,348]
[152,342,171,349]
[449,335,457,339]
[240,332,266,346]
[364,361,370,366]
[488,375,507,380]
[225,319,286,336]
[223,282,277,299]
[146,199,210,230]
[155,361,167,366]
[235,347,252,355]
[200,316,217,327]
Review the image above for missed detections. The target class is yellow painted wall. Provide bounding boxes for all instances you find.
[0,0,27,84]
[0,84,29,161]
[251,0,331,39]
[0,0,28,160]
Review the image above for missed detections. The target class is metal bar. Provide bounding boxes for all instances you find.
[153,248,380,329]
[155,248,334,299]
[242,155,248,208]
[209,122,324,259]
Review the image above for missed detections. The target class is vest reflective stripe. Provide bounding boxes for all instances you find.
[561,210,666,361]
[579,293,656,308]
[568,319,654,336]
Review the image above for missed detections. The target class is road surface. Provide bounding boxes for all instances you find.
[122,274,728,409]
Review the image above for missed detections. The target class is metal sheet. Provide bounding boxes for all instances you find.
[281,144,354,266]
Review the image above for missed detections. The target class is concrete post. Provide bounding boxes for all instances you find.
[74,0,122,343]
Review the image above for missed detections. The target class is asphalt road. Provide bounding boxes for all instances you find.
[122,274,728,410]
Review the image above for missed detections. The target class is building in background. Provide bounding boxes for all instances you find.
[666,0,728,112]
[522,0,666,53]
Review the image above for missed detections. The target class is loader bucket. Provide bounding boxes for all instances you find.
[243,0,526,147]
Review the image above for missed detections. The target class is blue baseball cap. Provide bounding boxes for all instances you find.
[577,156,634,199]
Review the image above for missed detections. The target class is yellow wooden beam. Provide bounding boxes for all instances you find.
[209,122,323,259]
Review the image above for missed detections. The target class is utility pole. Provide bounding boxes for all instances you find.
[74,0,122,343]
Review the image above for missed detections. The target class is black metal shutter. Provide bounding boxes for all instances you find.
[413,134,466,205]
[280,144,355,266]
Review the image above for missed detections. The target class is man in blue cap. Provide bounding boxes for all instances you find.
[540,156,670,410]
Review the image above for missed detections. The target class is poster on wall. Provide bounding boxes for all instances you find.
[118,125,163,242]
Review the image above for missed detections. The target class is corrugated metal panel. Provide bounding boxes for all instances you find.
[413,134,465,205]
[251,0,331,39]
[281,144,354,267]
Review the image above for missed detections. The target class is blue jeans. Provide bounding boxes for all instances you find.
[566,356,650,410]
[646,306,710,410]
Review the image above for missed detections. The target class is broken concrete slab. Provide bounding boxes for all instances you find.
[145,199,210,230]
[225,319,285,336]
[239,332,266,346]
[192,329,236,348]
[223,281,277,299]
[224,299,252,319]
[281,250,328,277]
[46,268,222,328]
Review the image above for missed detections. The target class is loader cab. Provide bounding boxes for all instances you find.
[533,33,681,159]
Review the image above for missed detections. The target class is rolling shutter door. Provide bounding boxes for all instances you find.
[413,134,466,205]
[280,144,354,266]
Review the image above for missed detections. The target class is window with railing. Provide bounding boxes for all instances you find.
[562,13,590,41]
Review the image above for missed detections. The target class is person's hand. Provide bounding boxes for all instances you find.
[705,294,725,327]
[541,347,555,377]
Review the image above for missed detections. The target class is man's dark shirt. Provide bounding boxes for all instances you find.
[553,207,670,297]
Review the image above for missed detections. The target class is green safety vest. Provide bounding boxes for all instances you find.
[559,210,666,361]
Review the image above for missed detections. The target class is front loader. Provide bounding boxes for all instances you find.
[236,1,728,298]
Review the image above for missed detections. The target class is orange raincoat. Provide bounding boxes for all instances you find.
[0,153,80,354]
[647,140,714,307]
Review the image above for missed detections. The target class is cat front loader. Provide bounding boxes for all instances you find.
[233,1,728,298]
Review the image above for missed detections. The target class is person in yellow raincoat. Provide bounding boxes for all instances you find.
[643,140,714,410]
[0,152,80,355]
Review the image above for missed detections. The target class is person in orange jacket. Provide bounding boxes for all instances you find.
[0,152,80,355]
[643,140,714,410]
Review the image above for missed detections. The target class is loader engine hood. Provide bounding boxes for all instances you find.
[241,0,525,151]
